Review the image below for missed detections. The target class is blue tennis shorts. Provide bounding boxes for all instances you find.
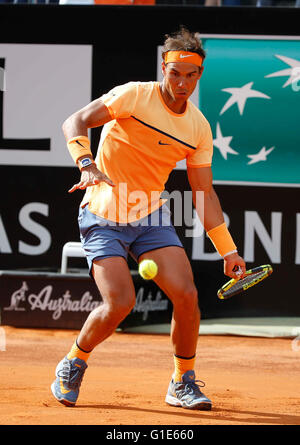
[78,204,183,274]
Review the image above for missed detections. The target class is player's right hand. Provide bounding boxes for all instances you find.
[68,164,115,193]
[223,252,246,280]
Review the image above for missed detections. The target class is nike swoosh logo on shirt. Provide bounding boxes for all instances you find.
[131,116,196,150]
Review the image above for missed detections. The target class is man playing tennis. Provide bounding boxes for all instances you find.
[51,27,246,410]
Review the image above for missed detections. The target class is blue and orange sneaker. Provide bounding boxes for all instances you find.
[51,356,87,406]
[165,370,212,410]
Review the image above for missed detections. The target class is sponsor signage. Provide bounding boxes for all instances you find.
[198,35,300,187]
[165,173,300,318]
[0,44,92,167]
[0,272,172,329]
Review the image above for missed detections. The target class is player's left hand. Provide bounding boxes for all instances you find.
[223,252,246,280]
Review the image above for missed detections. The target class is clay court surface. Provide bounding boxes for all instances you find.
[0,326,299,426]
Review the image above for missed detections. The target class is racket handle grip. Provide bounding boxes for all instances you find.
[232,265,242,277]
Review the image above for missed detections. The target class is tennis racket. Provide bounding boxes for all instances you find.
[217,264,273,300]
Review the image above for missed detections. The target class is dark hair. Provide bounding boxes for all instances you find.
[162,26,206,62]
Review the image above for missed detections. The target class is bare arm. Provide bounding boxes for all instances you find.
[62,98,112,140]
[187,166,223,231]
[187,166,246,278]
[63,99,115,192]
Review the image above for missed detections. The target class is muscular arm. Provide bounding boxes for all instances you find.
[62,98,112,140]
[187,166,223,231]
[187,166,246,278]
[63,99,115,192]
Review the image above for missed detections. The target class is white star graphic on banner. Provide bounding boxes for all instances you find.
[213,123,239,160]
[220,82,270,115]
[265,55,300,88]
[247,146,275,165]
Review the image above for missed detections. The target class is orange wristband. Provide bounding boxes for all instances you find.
[207,222,237,257]
[67,136,92,164]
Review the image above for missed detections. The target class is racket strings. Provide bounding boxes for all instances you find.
[232,271,263,289]
[223,271,265,297]
[217,265,273,300]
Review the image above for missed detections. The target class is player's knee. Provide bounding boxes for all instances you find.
[184,286,199,310]
[106,290,136,320]
[174,285,199,311]
[119,293,136,317]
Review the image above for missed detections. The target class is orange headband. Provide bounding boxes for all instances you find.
[164,51,203,67]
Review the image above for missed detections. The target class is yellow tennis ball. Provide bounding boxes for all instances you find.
[138,259,158,280]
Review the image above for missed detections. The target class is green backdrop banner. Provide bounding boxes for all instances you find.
[199,36,300,186]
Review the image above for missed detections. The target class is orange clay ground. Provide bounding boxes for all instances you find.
[0,326,299,426]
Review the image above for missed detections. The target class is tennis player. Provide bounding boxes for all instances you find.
[51,27,246,410]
